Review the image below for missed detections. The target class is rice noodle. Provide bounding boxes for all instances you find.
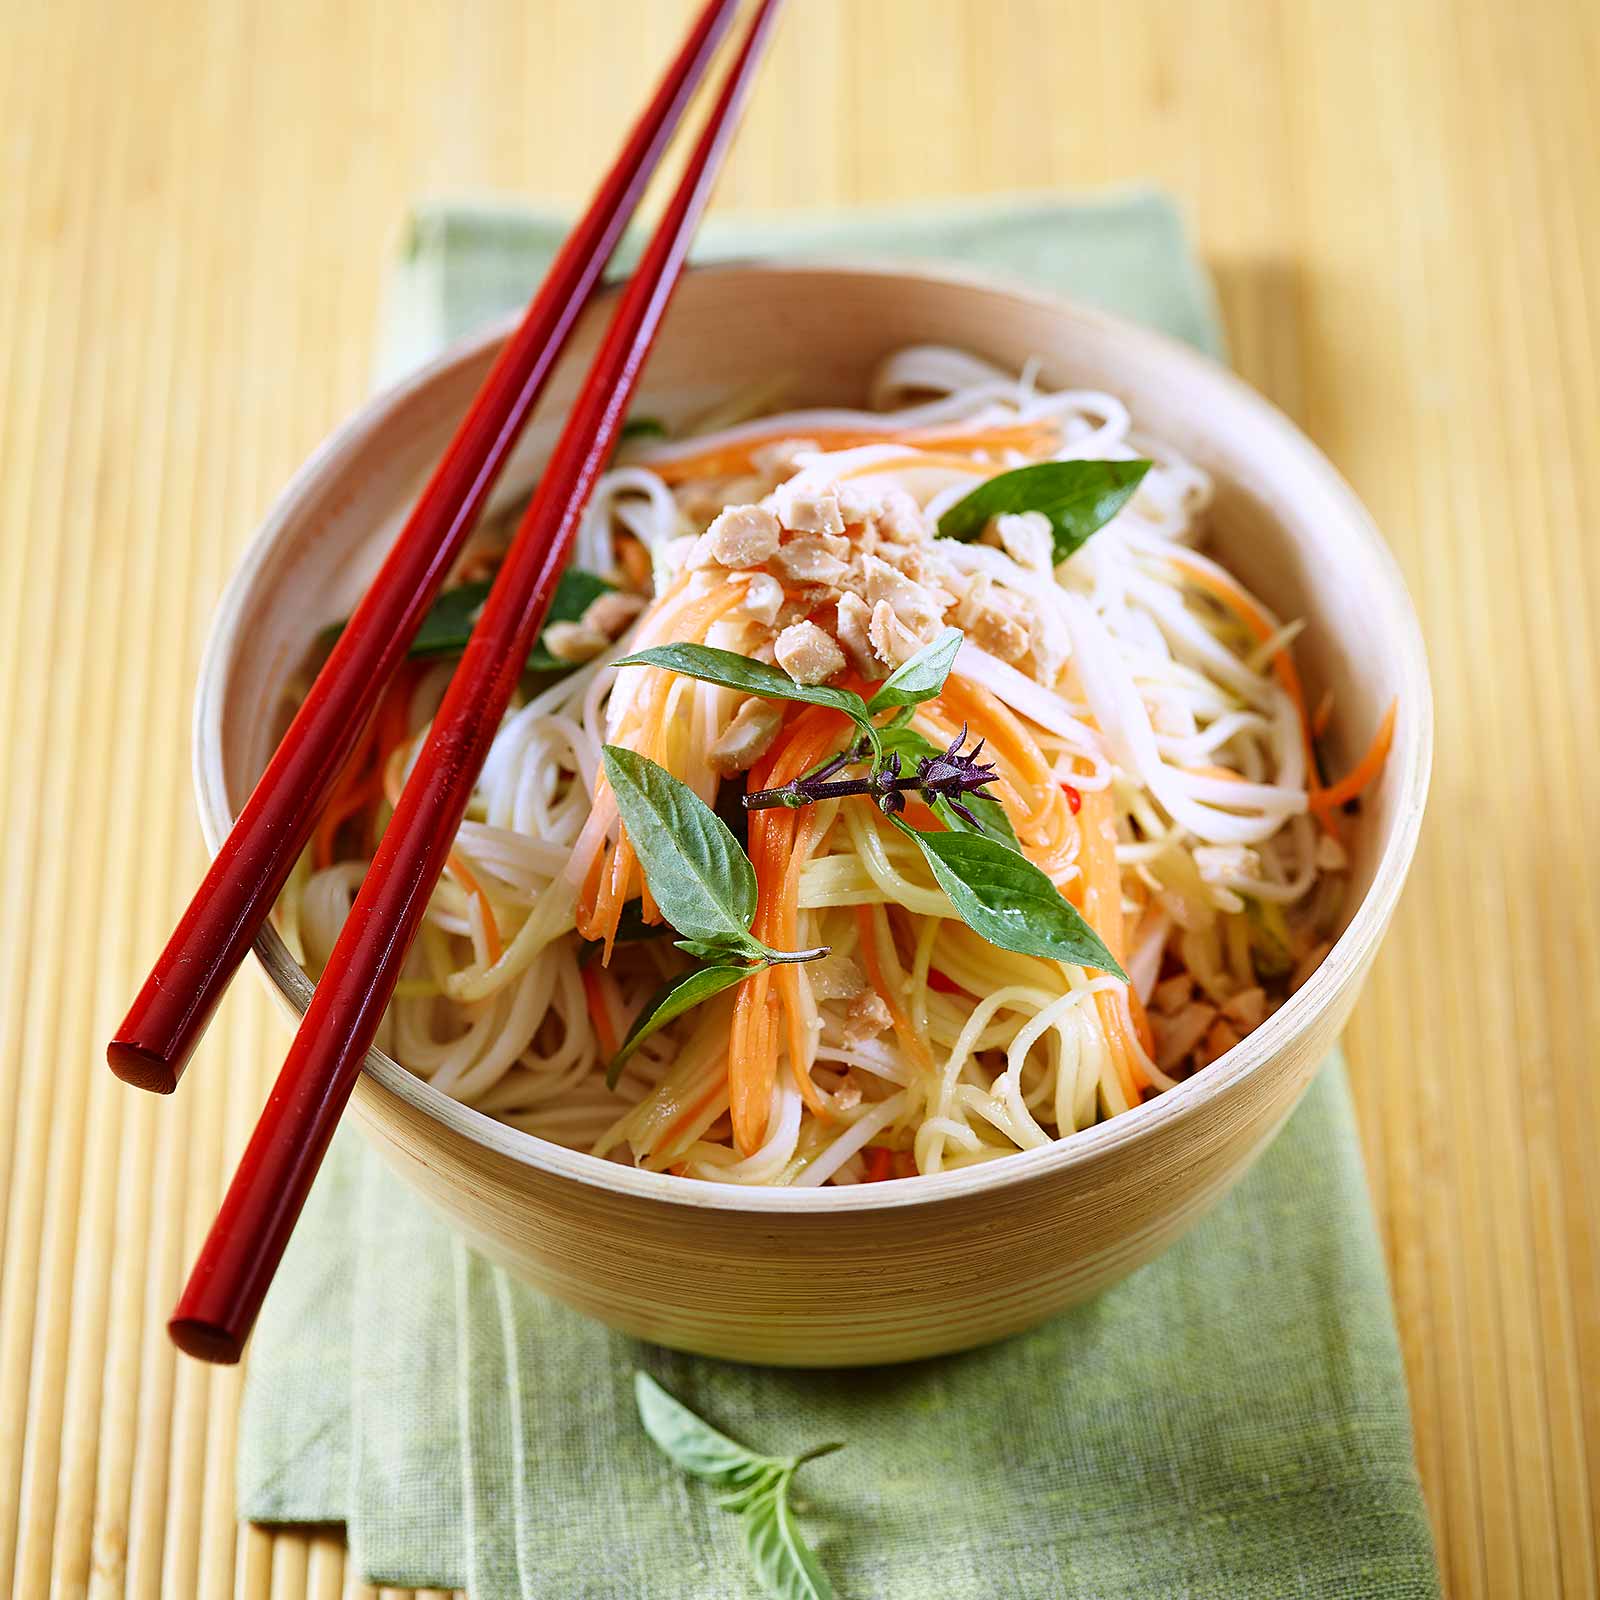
[278,345,1361,1187]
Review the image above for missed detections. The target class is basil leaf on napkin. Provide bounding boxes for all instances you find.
[742,1482,836,1600]
[635,1374,841,1600]
[938,459,1152,563]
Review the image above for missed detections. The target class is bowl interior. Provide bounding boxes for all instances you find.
[197,260,1430,1205]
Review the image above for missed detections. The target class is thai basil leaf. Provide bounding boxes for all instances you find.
[635,1375,842,1600]
[321,567,614,671]
[634,1373,776,1488]
[673,935,765,965]
[675,936,826,967]
[607,965,750,1086]
[890,816,1126,978]
[523,569,616,671]
[875,725,1020,851]
[408,579,492,656]
[601,748,755,945]
[620,414,667,442]
[864,626,963,715]
[614,644,874,738]
[742,1480,836,1600]
[937,459,1152,564]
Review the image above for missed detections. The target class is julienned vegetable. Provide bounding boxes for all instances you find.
[635,1373,841,1600]
[280,342,1397,1187]
[600,631,1124,1068]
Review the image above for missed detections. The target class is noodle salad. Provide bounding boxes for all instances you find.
[275,345,1393,1187]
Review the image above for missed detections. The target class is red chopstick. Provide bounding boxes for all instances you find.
[107,0,741,1096]
[169,0,787,1364]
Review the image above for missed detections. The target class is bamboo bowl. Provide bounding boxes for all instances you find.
[195,262,1430,1366]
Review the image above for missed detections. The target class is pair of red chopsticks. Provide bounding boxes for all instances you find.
[109,0,786,1364]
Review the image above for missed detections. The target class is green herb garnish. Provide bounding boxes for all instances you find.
[619,415,668,443]
[875,723,1020,850]
[600,748,826,1083]
[635,1373,841,1600]
[937,459,1152,564]
[614,642,883,757]
[890,816,1125,978]
[320,566,614,672]
[618,630,1123,982]
[862,625,963,715]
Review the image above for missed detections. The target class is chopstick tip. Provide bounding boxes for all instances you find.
[107,1037,180,1094]
[168,1315,244,1365]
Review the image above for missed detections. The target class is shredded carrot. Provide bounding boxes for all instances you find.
[444,849,504,966]
[730,707,848,1152]
[1168,554,1396,834]
[580,964,619,1058]
[1317,699,1396,808]
[616,533,651,589]
[922,677,1077,879]
[1074,782,1147,1102]
[644,417,1058,486]
[1312,688,1335,740]
[862,1146,894,1183]
[854,905,934,1072]
[1166,554,1341,835]
[658,1074,729,1156]
[312,664,419,868]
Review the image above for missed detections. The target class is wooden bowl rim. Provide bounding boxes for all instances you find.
[193,256,1432,1215]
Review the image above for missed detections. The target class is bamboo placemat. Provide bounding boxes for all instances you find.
[1,1,1596,1596]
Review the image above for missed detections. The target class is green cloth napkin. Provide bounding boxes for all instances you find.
[239,193,1439,1599]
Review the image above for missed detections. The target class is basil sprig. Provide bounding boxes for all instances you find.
[602,746,759,948]
[635,1373,841,1600]
[600,747,826,1083]
[875,723,1019,850]
[937,459,1152,564]
[611,965,750,1080]
[615,629,1124,978]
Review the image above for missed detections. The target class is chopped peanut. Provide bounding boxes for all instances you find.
[834,591,885,680]
[868,599,927,669]
[740,571,784,627]
[708,699,785,776]
[863,553,944,635]
[702,503,781,567]
[771,536,849,587]
[1152,972,1194,1015]
[580,590,647,638]
[839,992,894,1045]
[541,621,609,664]
[1221,986,1267,1028]
[772,482,845,536]
[774,620,846,685]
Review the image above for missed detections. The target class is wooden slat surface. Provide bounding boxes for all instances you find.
[0,1,1595,1595]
